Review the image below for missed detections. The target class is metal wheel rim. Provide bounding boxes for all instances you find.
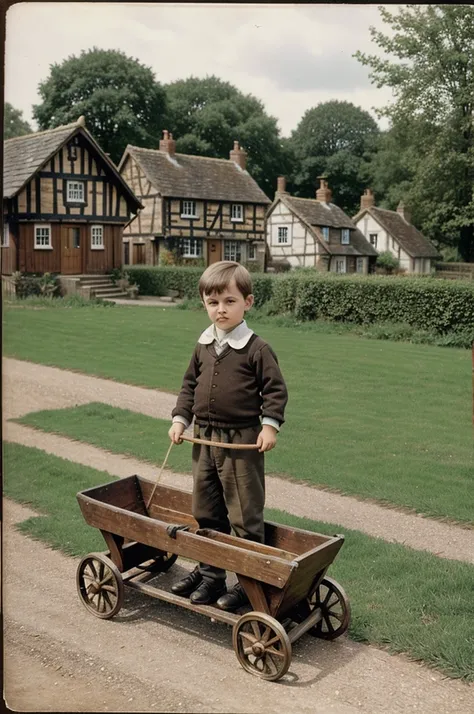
[309,576,351,640]
[76,552,124,619]
[232,611,292,681]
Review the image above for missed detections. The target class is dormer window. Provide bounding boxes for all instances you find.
[341,228,350,245]
[181,200,198,218]
[322,226,329,241]
[231,204,243,222]
[66,180,85,203]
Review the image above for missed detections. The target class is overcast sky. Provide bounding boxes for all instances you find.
[5,2,395,138]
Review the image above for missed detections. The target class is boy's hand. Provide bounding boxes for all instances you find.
[257,424,277,452]
[169,422,185,444]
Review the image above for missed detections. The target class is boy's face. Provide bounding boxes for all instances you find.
[202,278,254,332]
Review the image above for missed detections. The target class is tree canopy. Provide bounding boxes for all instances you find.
[33,48,167,163]
[356,4,474,260]
[4,103,32,139]
[164,75,291,198]
[288,100,379,215]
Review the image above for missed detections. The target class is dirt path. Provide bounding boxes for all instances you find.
[3,357,474,712]
[4,500,473,714]
[4,358,474,564]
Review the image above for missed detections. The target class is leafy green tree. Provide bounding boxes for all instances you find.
[164,75,291,198]
[356,5,474,261]
[288,100,379,214]
[4,102,32,139]
[33,48,167,163]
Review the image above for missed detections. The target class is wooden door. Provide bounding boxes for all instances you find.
[61,226,82,274]
[132,242,146,264]
[207,239,222,265]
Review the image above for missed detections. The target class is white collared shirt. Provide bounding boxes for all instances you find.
[173,320,280,431]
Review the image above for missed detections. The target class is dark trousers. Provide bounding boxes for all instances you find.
[192,424,265,583]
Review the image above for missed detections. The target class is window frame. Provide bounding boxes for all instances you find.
[356,257,364,273]
[34,224,52,250]
[335,257,346,274]
[277,226,289,245]
[341,228,350,245]
[2,223,10,248]
[66,180,86,204]
[247,243,256,260]
[369,233,378,249]
[230,203,244,222]
[182,238,202,258]
[181,200,198,219]
[91,225,104,250]
[321,226,330,242]
[223,240,242,262]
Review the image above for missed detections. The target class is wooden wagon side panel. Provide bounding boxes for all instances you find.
[268,538,345,617]
[77,495,294,588]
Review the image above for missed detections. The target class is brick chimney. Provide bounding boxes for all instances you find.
[159,129,176,156]
[360,188,375,210]
[275,176,289,197]
[315,176,332,203]
[229,140,247,170]
[397,200,411,224]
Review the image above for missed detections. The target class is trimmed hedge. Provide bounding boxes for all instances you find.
[125,266,274,308]
[125,267,474,335]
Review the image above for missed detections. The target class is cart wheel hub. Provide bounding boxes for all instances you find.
[89,582,100,594]
[252,642,265,658]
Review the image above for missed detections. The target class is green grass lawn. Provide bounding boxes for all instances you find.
[4,306,472,521]
[4,441,474,682]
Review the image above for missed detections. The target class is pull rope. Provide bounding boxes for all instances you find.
[145,440,174,510]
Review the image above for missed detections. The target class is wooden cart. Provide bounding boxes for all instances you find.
[76,474,350,681]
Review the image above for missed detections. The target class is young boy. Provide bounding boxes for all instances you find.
[168,261,288,611]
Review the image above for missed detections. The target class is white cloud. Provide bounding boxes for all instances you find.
[5,2,394,136]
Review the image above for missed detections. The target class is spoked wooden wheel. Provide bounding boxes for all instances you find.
[233,612,292,681]
[306,576,351,640]
[76,553,124,619]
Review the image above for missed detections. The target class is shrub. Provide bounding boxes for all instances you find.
[375,251,400,274]
[12,271,60,299]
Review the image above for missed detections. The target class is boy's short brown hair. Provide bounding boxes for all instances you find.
[198,261,253,299]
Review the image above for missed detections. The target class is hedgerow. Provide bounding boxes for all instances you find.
[124,267,474,335]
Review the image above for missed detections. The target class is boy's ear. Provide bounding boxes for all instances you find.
[245,294,254,309]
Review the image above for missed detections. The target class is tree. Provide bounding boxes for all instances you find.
[356,5,474,261]
[288,100,379,214]
[4,103,32,139]
[164,76,291,197]
[33,48,167,163]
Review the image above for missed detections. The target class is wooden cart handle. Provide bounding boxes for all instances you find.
[180,435,260,450]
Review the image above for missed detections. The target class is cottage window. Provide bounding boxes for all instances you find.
[181,201,198,218]
[91,225,104,249]
[224,240,242,262]
[66,180,85,203]
[182,238,202,258]
[356,257,364,273]
[278,226,289,244]
[231,204,243,222]
[321,226,329,241]
[369,233,378,249]
[335,258,346,273]
[247,243,256,260]
[35,224,52,249]
[2,223,9,248]
[341,229,350,244]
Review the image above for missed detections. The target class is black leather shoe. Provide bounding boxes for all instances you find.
[170,567,202,596]
[189,580,227,605]
[216,584,249,611]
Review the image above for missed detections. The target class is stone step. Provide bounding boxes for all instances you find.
[92,288,129,297]
[80,281,115,288]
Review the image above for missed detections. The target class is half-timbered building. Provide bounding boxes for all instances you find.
[353,190,439,274]
[118,131,271,268]
[266,177,377,273]
[2,117,142,276]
